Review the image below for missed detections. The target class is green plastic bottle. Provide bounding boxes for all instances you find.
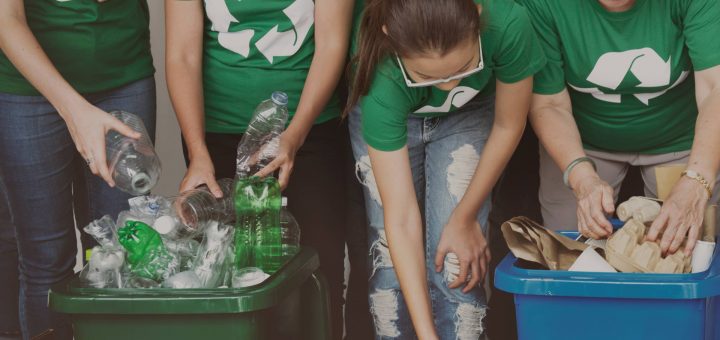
[234,176,282,273]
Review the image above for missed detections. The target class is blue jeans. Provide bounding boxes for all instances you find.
[0,77,156,340]
[349,95,494,339]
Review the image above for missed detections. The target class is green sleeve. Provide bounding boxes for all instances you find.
[360,65,416,152]
[493,4,547,84]
[682,0,720,71]
[517,0,566,95]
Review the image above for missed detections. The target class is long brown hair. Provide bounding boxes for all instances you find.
[345,0,481,114]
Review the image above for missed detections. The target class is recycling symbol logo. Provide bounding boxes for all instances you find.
[569,48,689,105]
[204,0,314,63]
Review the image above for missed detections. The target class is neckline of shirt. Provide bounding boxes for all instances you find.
[589,0,648,21]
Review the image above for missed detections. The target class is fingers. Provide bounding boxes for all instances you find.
[588,191,612,236]
[92,142,115,187]
[464,261,481,293]
[659,214,681,255]
[434,247,447,273]
[578,207,600,239]
[449,260,470,289]
[254,158,282,179]
[206,177,224,198]
[667,222,690,255]
[108,116,141,139]
[278,161,294,190]
[684,224,701,256]
[646,210,669,242]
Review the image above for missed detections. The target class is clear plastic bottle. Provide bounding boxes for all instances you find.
[106,111,161,195]
[173,178,235,233]
[235,92,289,178]
[280,197,300,258]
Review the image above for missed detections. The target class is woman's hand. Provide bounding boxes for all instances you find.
[646,176,709,255]
[569,165,615,239]
[63,101,140,187]
[434,211,490,294]
[254,131,302,190]
[179,151,223,197]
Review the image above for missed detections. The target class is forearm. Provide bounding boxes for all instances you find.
[688,86,720,183]
[0,6,85,118]
[165,0,207,161]
[385,212,437,338]
[455,78,531,216]
[285,0,352,144]
[530,91,597,188]
[454,121,525,217]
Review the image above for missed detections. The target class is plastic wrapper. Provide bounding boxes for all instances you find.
[162,270,203,289]
[79,245,125,288]
[165,237,200,271]
[128,195,171,218]
[193,221,235,288]
[83,215,118,247]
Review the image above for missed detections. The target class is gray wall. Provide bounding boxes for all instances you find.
[148,1,186,196]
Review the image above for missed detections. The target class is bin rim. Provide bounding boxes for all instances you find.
[49,247,320,315]
[494,231,720,300]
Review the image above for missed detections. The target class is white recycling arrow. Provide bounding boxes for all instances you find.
[571,47,687,106]
[205,0,255,57]
[255,0,315,64]
[414,86,480,113]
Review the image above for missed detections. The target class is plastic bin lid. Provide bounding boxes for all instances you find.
[494,231,720,300]
[49,247,319,315]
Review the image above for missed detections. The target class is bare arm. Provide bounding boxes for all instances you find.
[434,77,532,292]
[0,0,140,185]
[648,65,720,254]
[368,146,438,340]
[255,0,354,188]
[165,0,222,195]
[530,89,615,237]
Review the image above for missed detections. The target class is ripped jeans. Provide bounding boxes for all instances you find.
[349,95,494,339]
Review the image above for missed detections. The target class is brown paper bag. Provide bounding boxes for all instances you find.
[501,217,588,270]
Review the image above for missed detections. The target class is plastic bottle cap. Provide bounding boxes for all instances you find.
[282,197,287,207]
[271,91,289,106]
[153,215,176,234]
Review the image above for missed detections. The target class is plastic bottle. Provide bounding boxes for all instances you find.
[233,176,282,272]
[117,220,178,282]
[106,110,162,195]
[280,197,301,258]
[235,92,289,178]
[174,178,235,231]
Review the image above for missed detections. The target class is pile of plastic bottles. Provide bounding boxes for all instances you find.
[80,92,300,289]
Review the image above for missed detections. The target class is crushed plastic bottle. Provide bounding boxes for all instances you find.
[79,245,125,288]
[128,195,171,218]
[117,220,178,282]
[173,178,235,232]
[162,270,203,289]
[83,215,118,247]
[280,197,301,259]
[235,92,289,178]
[106,110,161,195]
[193,221,235,288]
[233,176,281,272]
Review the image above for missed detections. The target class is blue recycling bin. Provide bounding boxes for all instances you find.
[495,231,720,340]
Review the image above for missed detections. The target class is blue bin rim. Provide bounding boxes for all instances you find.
[494,230,720,300]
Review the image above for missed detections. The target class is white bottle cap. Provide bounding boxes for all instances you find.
[282,197,287,207]
[153,215,176,235]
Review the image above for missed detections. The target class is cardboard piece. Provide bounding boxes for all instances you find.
[501,217,588,271]
[606,218,691,273]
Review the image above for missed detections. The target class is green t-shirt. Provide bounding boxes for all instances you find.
[360,0,546,152]
[202,0,340,134]
[518,0,720,154]
[0,0,154,96]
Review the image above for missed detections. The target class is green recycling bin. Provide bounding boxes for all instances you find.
[49,247,330,340]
